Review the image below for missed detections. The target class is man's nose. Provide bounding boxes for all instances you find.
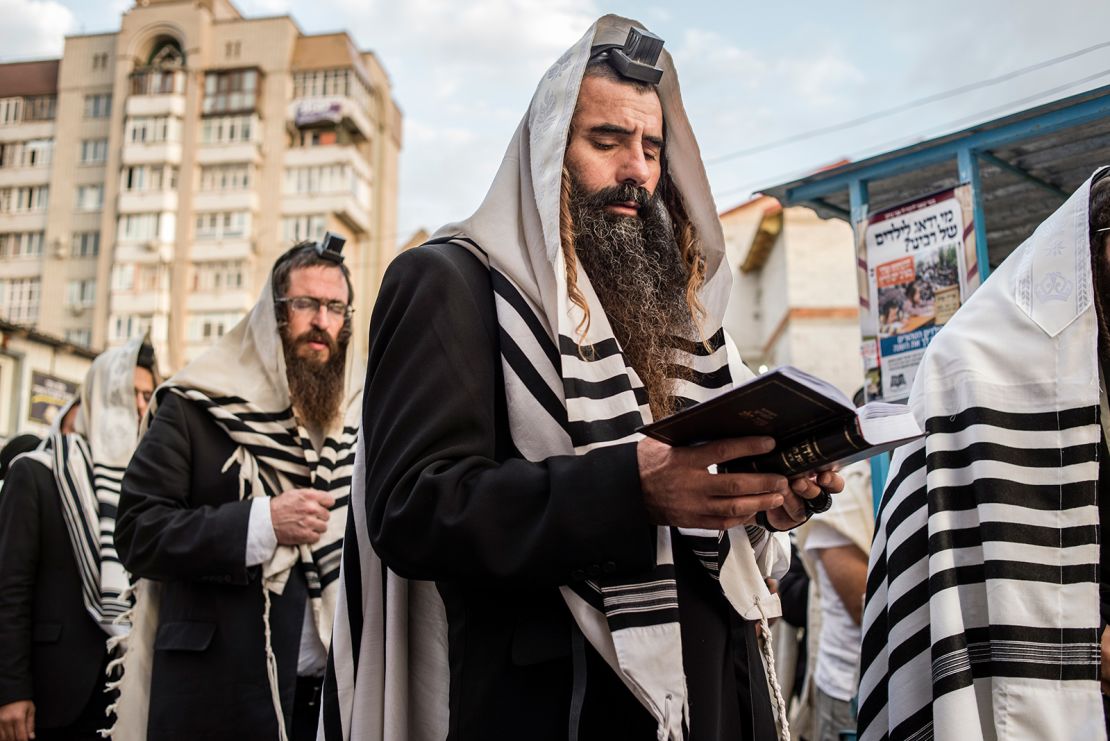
[617,145,650,187]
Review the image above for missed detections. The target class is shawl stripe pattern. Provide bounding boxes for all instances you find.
[859,401,1102,739]
[34,432,131,631]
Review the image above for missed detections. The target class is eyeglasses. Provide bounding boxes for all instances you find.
[277,296,353,320]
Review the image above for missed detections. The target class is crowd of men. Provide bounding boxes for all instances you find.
[0,14,1107,741]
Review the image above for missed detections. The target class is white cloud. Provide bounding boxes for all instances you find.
[0,0,75,60]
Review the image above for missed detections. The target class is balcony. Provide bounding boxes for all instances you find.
[189,239,255,263]
[195,142,261,165]
[117,190,178,214]
[0,256,43,279]
[282,192,369,235]
[121,141,182,166]
[284,144,371,182]
[0,167,52,188]
[192,190,258,213]
[287,96,372,141]
[126,94,186,119]
[185,289,253,313]
[110,290,171,316]
[0,121,54,143]
[114,240,174,265]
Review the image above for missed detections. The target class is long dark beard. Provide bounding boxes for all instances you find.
[570,175,694,419]
[282,327,348,431]
[1091,175,1110,376]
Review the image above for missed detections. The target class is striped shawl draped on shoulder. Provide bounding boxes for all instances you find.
[858,170,1109,741]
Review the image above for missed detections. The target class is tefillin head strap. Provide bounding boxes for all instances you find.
[589,27,665,86]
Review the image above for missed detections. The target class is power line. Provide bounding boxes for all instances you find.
[704,40,1110,167]
[711,70,1110,204]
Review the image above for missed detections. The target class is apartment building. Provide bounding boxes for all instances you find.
[0,0,402,372]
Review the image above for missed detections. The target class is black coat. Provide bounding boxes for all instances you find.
[0,457,109,729]
[116,392,307,741]
[362,242,775,740]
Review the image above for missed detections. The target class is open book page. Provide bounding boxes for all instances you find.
[857,402,922,444]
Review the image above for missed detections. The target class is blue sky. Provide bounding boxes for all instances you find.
[3,0,1110,245]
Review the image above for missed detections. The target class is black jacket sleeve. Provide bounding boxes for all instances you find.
[116,392,253,585]
[363,245,656,587]
[0,459,41,705]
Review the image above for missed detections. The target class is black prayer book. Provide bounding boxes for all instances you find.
[640,366,923,476]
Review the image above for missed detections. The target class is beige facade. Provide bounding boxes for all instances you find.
[0,0,402,374]
[721,196,864,397]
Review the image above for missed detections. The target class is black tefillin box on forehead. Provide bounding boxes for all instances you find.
[589,27,666,85]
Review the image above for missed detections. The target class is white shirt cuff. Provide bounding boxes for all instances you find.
[245,497,279,567]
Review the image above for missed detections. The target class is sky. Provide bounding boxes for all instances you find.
[3,0,1110,246]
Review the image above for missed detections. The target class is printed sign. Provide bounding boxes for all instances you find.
[856,188,970,402]
[28,372,78,426]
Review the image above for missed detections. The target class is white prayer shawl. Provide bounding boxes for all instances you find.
[18,337,152,638]
[108,275,361,740]
[322,15,788,741]
[858,170,1108,741]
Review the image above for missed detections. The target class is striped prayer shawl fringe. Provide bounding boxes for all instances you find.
[106,388,355,741]
[858,405,1104,741]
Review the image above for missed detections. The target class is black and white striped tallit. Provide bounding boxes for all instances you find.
[17,337,153,638]
[107,276,360,741]
[858,170,1108,741]
[321,15,789,741]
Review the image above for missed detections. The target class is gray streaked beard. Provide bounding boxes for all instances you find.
[281,326,348,431]
[570,175,694,419]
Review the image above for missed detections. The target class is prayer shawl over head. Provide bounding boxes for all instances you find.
[322,15,789,741]
[858,170,1109,741]
[108,271,361,741]
[19,337,155,638]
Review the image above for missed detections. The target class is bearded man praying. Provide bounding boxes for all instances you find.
[115,236,362,741]
[320,16,841,741]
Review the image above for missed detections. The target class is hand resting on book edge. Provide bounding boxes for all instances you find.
[637,435,844,532]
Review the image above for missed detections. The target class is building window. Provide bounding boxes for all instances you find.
[203,69,258,115]
[187,311,243,342]
[71,231,100,258]
[92,53,109,70]
[23,95,56,122]
[0,278,40,324]
[0,232,44,259]
[0,139,53,168]
[199,163,251,191]
[65,328,92,347]
[126,116,181,144]
[0,186,48,214]
[117,212,173,242]
[109,313,151,342]
[0,97,23,125]
[195,211,250,240]
[75,184,104,211]
[80,138,108,164]
[130,69,183,96]
[292,69,371,111]
[284,163,368,200]
[192,260,245,292]
[84,93,112,119]
[282,214,326,243]
[66,279,96,308]
[200,115,255,145]
[121,164,177,193]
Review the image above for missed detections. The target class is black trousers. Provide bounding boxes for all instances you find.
[292,675,323,741]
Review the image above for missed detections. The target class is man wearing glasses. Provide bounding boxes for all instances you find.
[116,237,360,741]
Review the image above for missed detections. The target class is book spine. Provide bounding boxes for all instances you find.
[720,420,868,477]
